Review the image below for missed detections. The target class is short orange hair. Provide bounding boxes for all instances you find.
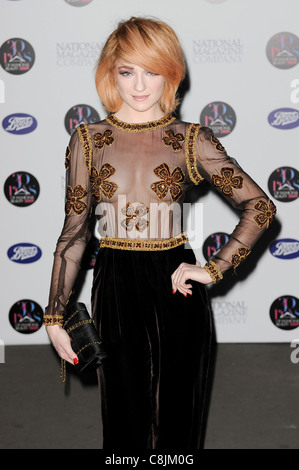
[95,17,186,114]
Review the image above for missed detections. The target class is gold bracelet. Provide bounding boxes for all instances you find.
[43,314,64,326]
[204,261,223,284]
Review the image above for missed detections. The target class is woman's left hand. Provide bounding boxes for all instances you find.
[171,260,212,296]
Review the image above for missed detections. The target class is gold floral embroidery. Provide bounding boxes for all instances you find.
[254,199,276,228]
[211,167,243,197]
[211,135,226,153]
[105,113,176,132]
[185,123,204,185]
[65,146,71,170]
[77,123,93,174]
[231,247,251,270]
[90,164,118,202]
[151,163,185,202]
[93,129,114,149]
[121,202,149,232]
[204,261,223,284]
[65,184,87,215]
[162,130,185,151]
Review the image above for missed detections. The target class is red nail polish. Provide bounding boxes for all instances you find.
[73,358,79,365]
[172,289,175,294]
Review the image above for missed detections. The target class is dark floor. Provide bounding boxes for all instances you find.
[0,343,298,450]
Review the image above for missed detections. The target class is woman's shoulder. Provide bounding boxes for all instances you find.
[173,118,213,140]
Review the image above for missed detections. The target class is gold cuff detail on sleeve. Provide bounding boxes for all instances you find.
[43,314,64,326]
[204,260,223,284]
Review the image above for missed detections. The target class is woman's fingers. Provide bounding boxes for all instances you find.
[47,325,78,365]
[171,262,195,296]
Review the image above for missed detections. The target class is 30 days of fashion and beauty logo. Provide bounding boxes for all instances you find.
[9,299,43,334]
[2,113,37,135]
[202,232,230,261]
[64,0,93,6]
[268,167,299,202]
[266,32,299,69]
[270,296,299,330]
[200,102,236,137]
[4,171,40,207]
[0,38,35,74]
[64,104,100,135]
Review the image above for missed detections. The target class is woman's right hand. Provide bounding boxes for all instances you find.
[46,325,78,365]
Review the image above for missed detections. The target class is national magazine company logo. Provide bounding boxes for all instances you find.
[193,38,243,64]
[56,42,102,67]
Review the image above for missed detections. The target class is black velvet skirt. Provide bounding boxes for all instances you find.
[91,243,212,451]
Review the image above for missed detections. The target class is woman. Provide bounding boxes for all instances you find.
[44,17,276,450]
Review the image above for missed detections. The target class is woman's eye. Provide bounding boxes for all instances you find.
[120,71,132,76]
[147,71,158,76]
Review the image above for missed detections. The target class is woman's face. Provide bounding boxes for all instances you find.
[115,62,166,118]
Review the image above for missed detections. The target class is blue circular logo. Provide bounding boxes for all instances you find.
[8,243,42,264]
[3,113,37,135]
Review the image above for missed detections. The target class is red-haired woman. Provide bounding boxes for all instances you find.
[44,17,276,450]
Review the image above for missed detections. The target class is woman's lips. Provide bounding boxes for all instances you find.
[132,95,149,101]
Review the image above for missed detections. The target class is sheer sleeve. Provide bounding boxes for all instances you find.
[194,126,277,283]
[43,125,93,326]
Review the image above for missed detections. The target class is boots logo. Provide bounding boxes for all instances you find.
[270,239,299,260]
[2,113,37,135]
[268,108,299,130]
[7,243,42,264]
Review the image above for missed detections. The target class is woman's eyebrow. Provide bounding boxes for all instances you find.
[117,64,135,70]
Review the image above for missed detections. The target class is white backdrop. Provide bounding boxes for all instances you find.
[1,0,298,345]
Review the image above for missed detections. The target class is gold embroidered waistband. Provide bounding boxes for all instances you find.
[99,232,189,251]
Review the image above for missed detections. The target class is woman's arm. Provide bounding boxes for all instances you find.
[44,126,93,364]
[171,126,276,295]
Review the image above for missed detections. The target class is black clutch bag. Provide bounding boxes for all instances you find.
[60,301,107,381]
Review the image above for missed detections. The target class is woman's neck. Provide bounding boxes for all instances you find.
[114,104,165,123]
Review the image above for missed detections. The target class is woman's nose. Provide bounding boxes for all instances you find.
[134,73,146,92]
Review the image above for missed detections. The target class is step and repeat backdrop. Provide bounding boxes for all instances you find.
[1,0,298,345]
